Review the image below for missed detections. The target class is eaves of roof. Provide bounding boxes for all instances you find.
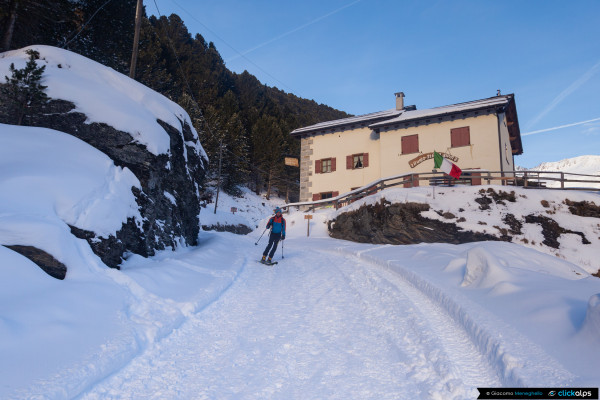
[290,109,402,137]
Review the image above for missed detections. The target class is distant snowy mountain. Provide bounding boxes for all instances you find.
[531,155,600,175]
[517,155,600,188]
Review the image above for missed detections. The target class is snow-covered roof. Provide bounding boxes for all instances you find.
[369,95,513,129]
[290,94,523,155]
[291,95,514,136]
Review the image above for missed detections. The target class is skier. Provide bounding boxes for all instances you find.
[261,207,286,264]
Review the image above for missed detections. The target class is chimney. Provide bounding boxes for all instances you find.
[395,92,405,110]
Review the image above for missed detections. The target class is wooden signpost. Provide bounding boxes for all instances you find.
[304,214,313,237]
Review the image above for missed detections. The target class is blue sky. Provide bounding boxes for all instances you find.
[150,0,600,168]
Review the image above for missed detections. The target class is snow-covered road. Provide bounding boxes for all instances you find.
[80,241,501,399]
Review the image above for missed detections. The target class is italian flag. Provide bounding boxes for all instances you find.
[434,151,462,179]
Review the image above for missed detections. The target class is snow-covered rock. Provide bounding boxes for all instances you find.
[327,185,600,275]
[0,46,208,267]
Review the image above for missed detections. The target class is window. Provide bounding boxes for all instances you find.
[353,154,363,169]
[346,153,369,169]
[401,134,419,154]
[312,191,339,201]
[451,126,470,147]
[315,157,336,174]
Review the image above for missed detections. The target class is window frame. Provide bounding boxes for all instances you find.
[346,153,369,170]
[352,154,364,169]
[321,158,332,173]
[316,157,336,174]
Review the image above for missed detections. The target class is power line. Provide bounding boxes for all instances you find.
[61,0,116,48]
[148,2,300,190]
[151,0,202,111]
[163,0,300,95]
[226,0,362,63]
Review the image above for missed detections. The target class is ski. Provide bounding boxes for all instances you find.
[258,260,278,266]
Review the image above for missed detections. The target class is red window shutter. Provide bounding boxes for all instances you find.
[471,172,481,185]
[331,157,336,172]
[451,127,470,147]
[463,127,470,145]
[332,191,339,197]
[363,153,369,167]
[315,160,321,174]
[346,155,353,169]
[402,135,418,154]
[312,193,321,201]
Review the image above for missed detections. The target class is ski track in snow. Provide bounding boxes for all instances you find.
[79,241,505,400]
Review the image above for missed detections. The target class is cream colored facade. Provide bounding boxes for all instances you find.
[292,94,523,203]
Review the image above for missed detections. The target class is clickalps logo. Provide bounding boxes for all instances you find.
[554,390,594,398]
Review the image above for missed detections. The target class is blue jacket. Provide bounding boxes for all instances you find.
[267,215,286,236]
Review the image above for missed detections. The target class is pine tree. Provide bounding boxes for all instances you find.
[65,0,137,73]
[136,17,179,99]
[252,115,285,200]
[1,49,50,126]
[1,0,75,52]
[221,112,250,196]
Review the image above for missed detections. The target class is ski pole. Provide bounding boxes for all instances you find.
[255,228,267,245]
[281,238,284,259]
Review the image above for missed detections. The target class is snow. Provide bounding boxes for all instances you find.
[2,169,600,398]
[1,46,599,400]
[0,123,142,240]
[199,186,286,230]
[0,45,207,159]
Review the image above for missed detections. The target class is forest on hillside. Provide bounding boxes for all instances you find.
[0,0,350,201]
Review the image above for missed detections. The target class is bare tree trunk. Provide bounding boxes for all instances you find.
[1,0,19,52]
[16,102,26,126]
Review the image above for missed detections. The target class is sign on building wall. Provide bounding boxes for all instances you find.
[285,157,299,167]
[408,152,459,168]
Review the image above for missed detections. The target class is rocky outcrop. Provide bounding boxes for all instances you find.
[0,98,207,268]
[201,224,253,235]
[329,200,501,245]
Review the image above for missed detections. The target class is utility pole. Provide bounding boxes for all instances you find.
[129,0,143,79]
[214,140,223,214]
